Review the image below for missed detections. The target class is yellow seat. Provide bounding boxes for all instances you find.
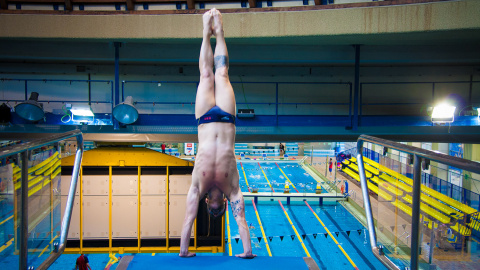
[451,222,471,236]
[372,176,403,196]
[402,195,450,224]
[348,164,373,178]
[343,168,361,182]
[379,174,413,193]
[364,156,476,215]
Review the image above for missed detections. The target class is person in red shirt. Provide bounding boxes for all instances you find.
[161,142,166,154]
[76,254,92,270]
[328,158,333,177]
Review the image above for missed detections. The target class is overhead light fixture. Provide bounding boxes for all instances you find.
[70,106,94,123]
[113,96,139,124]
[70,106,94,117]
[15,92,45,122]
[431,104,456,124]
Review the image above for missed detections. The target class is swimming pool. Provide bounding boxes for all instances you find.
[227,200,388,270]
[238,161,327,194]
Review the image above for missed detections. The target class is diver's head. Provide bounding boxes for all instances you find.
[205,188,226,218]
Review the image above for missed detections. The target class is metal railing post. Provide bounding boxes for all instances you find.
[356,142,377,248]
[37,133,83,270]
[410,155,422,270]
[20,151,29,270]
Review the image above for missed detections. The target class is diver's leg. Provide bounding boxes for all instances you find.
[195,10,216,119]
[212,9,236,116]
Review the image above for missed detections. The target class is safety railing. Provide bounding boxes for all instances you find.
[356,135,480,270]
[0,130,83,270]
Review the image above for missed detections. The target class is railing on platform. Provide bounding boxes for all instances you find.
[357,135,480,270]
[0,130,83,270]
[362,147,480,210]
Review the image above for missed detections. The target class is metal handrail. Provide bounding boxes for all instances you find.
[356,135,480,270]
[0,130,83,270]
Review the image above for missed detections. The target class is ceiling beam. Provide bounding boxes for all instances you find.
[64,0,72,10]
[186,0,194,9]
[0,0,8,9]
[126,0,134,10]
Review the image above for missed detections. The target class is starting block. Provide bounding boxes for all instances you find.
[315,183,322,194]
[283,181,290,193]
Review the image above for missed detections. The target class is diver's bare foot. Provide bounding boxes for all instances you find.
[203,10,214,37]
[212,8,224,37]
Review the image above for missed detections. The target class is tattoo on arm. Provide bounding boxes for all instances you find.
[230,199,242,218]
[214,55,229,70]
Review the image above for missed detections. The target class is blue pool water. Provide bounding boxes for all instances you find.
[227,201,388,270]
[238,161,325,193]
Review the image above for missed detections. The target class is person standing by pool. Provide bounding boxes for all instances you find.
[161,142,166,154]
[179,8,255,259]
[75,254,92,270]
[328,158,333,177]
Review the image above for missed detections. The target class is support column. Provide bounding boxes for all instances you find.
[20,151,29,270]
[353,45,361,130]
[463,144,473,192]
[114,42,121,130]
[410,155,422,270]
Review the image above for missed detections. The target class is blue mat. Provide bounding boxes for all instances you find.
[127,255,309,270]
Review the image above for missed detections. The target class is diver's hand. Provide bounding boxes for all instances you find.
[179,252,196,258]
[235,252,256,259]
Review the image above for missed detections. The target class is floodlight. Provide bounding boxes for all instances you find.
[113,96,138,124]
[431,104,456,123]
[70,106,94,123]
[70,107,94,117]
[15,92,45,122]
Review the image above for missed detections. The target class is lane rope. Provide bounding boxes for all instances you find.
[240,162,251,192]
[226,202,233,256]
[258,162,274,192]
[252,200,272,256]
[275,162,299,192]
[304,201,359,270]
[278,200,311,257]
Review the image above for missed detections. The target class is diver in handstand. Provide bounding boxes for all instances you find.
[179,8,256,259]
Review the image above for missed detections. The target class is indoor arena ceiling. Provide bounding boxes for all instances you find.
[1,30,480,66]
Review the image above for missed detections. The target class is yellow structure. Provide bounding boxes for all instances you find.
[61,147,224,254]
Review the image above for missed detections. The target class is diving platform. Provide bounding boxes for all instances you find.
[119,255,318,270]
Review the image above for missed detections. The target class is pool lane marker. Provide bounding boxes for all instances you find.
[304,201,359,270]
[275,163,299,193]
[257,163,274,192]
[251,200,272,256]
[226,202,233,256]
[240,162,251,192]
[278,200,311,257]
